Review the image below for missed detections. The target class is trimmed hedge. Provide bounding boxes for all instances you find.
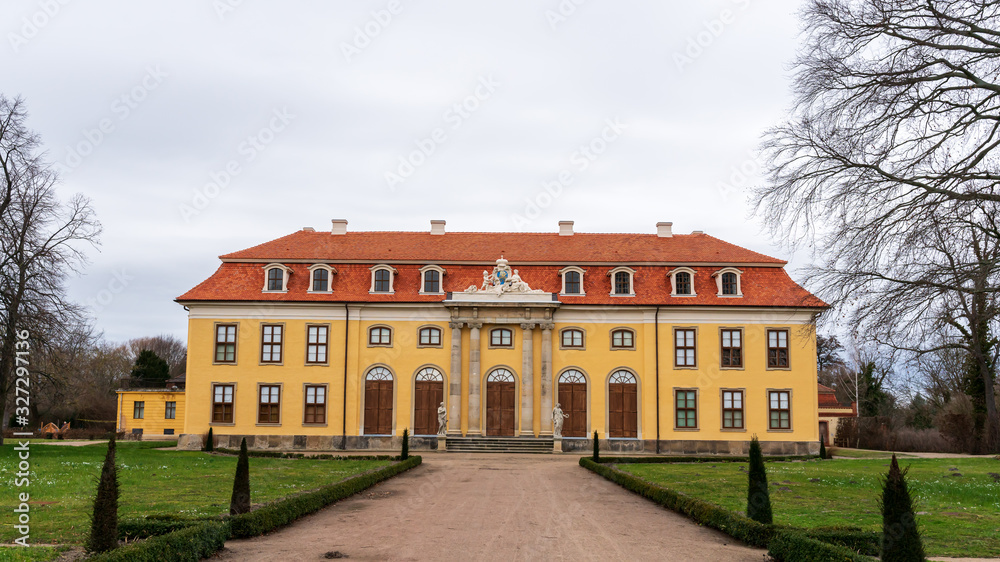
[89,521,230,562]
[768,530,877,561]
[229,455,422,538]
[798,527,879,556]
[580,458,774,547]
[214,448,398,461]
[596,455,815,464]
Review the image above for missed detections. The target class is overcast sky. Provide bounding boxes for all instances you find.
[2,0,808,343]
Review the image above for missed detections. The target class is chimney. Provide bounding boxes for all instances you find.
[302,227,315,232]
[558,220,574,236]
[692,230,704,235]
[331,219,348,235]
[656,222,673,238]
[430,219,446,235]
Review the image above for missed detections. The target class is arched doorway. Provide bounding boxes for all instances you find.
[558,370,587,437]
[485,369,516,436]
[364,367,393,435]
[414,367,444,436]
[608,370,637,438]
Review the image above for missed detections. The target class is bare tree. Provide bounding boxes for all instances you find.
[756,1,1000,452]
[126,335,187,378]
[0,95,101,445]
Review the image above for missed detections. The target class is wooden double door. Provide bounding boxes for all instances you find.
[557,382,588,437]
[608,382,638,438]
[414,380,444,436]
[364,379,393,435]
[485,380,516,436]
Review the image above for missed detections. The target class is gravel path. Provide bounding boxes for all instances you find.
[213,453,766,561]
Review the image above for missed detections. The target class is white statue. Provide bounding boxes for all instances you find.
[463,257,546,295]
[437,402,448,435]
[552,403,569,438]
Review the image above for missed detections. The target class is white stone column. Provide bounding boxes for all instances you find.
[468,322,483,435]
[520,323,535,436]
[540,323,554,436]
[447,321,463,435]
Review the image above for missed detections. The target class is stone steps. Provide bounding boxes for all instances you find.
[445,436,554,454]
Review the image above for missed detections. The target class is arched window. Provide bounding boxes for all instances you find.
[608,370,638,438]
[560,328,584,349]
[713,267,743,297]
[267,268,283,291]
[722,272,737,295]
[418,326,442,347]
[369,326,392,346]
[669,267,697,297]
[364,367,393,435]
[608,266,636,296]
[312,268,329,292]
[487,368,515,382]
[676,272,691,294]
[414,367,444,435]
[558,369,587,437]
[369,265,397,293]
[611,328,635,350]
[559,266,586,295]
[490,328,513,348]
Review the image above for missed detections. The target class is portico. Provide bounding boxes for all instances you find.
[444,292,559,438]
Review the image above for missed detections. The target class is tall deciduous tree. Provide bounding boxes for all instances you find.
[0,95,101,445]
[755,0,1000,452]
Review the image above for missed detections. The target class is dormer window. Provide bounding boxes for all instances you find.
[713,267,743,297]
[369,265,397,294]
[262,264,292,293]
[307,264,336,294]
[608,266,636,296]
[419,265,446,294]
[559,266,586,296]
[669,267,697,297]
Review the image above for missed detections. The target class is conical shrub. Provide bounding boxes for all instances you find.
[204,427,214,452]
[879,454,925,561]
[401,428,409,460]
[229,438,251,515]
[746,435,773,524]
[86,434,119,553]
[819,438,827,460]
[593,430,600,462]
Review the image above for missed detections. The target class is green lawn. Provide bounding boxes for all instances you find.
[619,458,1000,557]
[829,447,917,459]
[0,441,390,547]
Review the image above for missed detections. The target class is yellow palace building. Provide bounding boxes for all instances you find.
[173,220,825,454]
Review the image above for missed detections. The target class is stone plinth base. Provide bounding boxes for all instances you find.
[552,437,562,453]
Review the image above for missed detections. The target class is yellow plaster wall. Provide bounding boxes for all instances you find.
[116,390,185,436]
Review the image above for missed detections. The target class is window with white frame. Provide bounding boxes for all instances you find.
[369,265,397,293]
[675,328,696,367]
[419,265,446,294]
[260,324,283,364]
[769,390,791,430]
[559,266,586,295]
[262,263,291,292]
[669,267,697,296]
[713,267,743,297]
[308,264,335,293]
[608,266,636,296]
[722,390,744,429]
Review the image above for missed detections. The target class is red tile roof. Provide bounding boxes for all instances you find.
[178,230,826,308]
[220,230,786,264]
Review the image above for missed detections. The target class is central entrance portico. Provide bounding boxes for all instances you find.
[444,257,560,438]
